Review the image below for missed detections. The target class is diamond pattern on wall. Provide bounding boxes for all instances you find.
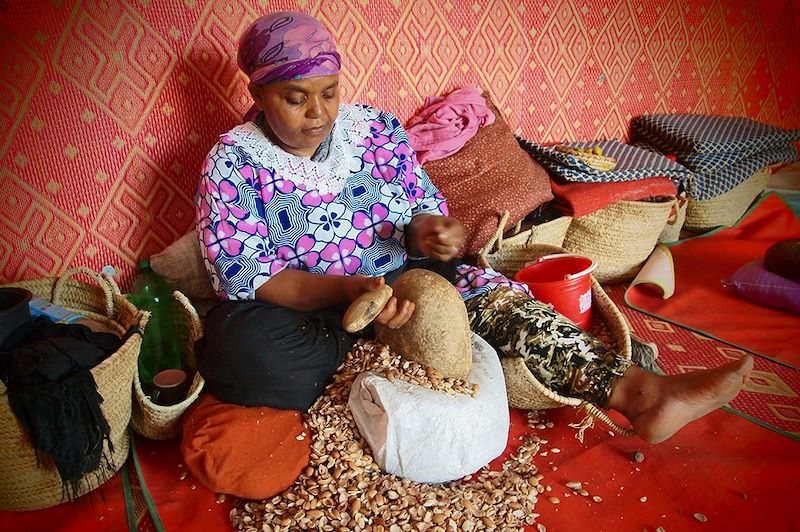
[689,0,730,112]
[0,169,84,281]
[0,32,44,160]
[183,1,256,119]
[593,105,629,145]
[466,0,531,108]
[729,7,762,81]
[317,2,382,103]
[534,0,590,100]
[52,0,177,136]
[387,0,463,101]
[0,0,797,286]
[712,5,756,118]
[757,89,782,127]
[645,2,689,92]
[92,148,195,266]
[592,0,643,97]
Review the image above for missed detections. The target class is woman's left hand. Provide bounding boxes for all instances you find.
[342,275,415,330]
[406,214,465,261]
[373,296,416,329]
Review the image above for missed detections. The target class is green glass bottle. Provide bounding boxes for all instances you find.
[128,259,182,388]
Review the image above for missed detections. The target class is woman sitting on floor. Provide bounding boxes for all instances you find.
[194,10,752,448]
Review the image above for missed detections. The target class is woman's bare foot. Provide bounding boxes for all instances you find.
[608,355,754,444]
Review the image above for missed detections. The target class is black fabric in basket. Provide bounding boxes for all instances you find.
[0,317,126,501]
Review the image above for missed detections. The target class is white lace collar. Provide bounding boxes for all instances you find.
[223,104,372,196]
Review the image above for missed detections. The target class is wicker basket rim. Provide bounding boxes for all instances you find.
[477,211,573,260]
[0,270,147,396]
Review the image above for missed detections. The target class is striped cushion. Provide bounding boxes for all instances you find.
[631,114,800,200]
[631,114,800,155]
[516,138,693,191]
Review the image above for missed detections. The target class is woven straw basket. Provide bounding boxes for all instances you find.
[684,168,771,231]
[562,198,675,284]
[483,244,634,436]
[476,210,573,277]
[0,267,145,511]
[130,290,204,440]
[658,195,687,243]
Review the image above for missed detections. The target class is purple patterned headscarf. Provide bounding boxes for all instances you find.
[238,11,341,85]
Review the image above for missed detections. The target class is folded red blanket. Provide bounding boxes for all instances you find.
[550,175,677,217]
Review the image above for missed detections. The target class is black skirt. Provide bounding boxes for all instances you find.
[196,258,459,411]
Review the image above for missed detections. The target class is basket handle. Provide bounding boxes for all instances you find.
[665,196,685,226]
[53,266,118,318]
[172,290,203,344]
[479,210,511,256]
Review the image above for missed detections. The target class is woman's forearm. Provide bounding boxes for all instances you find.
[254,269,349,311]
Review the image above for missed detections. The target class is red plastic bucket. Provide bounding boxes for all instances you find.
[514,254,597,329]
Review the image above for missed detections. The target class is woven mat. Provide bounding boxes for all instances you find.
[119,462,157,532]
[623,193,800,359]
[606,284,800,441]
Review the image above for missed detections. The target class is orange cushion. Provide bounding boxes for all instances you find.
[422,93,553,257]
[181,394,310,499]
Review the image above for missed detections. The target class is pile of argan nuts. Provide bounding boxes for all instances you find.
[230,340,549,531]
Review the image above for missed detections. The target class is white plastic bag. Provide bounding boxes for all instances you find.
[348,333,509,483]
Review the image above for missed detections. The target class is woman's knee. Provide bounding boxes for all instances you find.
[196,300,355,410]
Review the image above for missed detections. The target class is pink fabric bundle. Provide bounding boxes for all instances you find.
[723,260,800,315]
[406,87,495,164]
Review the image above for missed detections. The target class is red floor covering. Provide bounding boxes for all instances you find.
[511,409,798,532]
[624,193,800,360]
[2,193,798,531]
[607,283,800,440]
[1,403,797,532]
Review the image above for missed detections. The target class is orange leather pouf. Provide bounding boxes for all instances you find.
[181,394,310,499]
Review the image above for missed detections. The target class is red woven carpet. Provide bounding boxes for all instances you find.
[2,404,797,532]
[608,284,800,441]
[623,193,800,360]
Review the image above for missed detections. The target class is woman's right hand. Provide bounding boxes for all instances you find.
[344,275,415,329]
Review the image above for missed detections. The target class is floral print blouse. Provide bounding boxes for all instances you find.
[196,103,530,301]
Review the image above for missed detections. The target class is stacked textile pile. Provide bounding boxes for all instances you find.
[548,174,678,219]
[518,139,694,194]
[520,139,691,217]
[517,139,693,282]
[631,114,800,229]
